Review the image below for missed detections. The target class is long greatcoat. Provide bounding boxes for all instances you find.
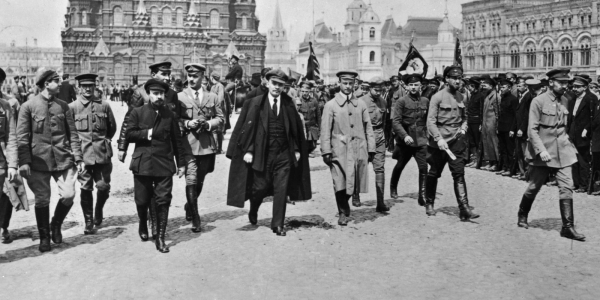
[320,93,375,195]
[481,90,500,160]
[226,92,311,208]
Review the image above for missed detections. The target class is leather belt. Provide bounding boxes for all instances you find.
[372,124,384,130]
[436,122,461,128]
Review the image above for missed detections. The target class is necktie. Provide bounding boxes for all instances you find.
[195,91,200,106]
[273,98,278,116]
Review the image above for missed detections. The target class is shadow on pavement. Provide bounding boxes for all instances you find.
[350,199,404,224]
[528,218,562,232]
[3,221,79,243]
[166,209,248,248]
[0,227,125,264]
[237,214,335,232]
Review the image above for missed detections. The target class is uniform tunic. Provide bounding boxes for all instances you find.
[361,92,386,173]
[298,96,321,141]
[320,93,375,195]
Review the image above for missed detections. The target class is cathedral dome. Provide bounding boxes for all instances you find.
[359,4,380,23]
[348,0,367,9]
[438,13,454,32]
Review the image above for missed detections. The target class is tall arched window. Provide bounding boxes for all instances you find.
[580,38,591,66]
[241,14,248,30]
[525,42,536,68]
[492,45,500,69]
[176,8,184,27]
[210,10,220,28]
[81,10,88,26]
[361,28,364,40]
[369,27,375,40]
[113,7,123,26]
[163,8,172,27]
[560,39,573,66]
[479,46,486,69]
[151,7,158,25]
[542,41,554,67]
[369,51,375,63]
[510,44,520,68]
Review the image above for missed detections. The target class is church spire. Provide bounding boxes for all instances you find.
[188,0,197,15]
[136,0,146,14]
[272,0,284,29]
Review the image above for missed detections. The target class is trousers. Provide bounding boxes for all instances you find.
[133,175,173,206]
[252,148,291,228]
[27,167,77,208]
[427,136,467,179]
[523,166,574,201]
[78,163,112,192]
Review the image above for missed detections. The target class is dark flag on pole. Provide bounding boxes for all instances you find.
[305,42,321,81]
[454,37,463,67]
[398,44,428,77]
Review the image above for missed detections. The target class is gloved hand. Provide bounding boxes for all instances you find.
[322,154,332,166]
[368,153,374,163]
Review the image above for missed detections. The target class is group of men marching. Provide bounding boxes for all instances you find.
[0,59,590,255]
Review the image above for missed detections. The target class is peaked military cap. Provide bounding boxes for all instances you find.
[230,55,240,61]
[265,69,288,84]
[36,70,60,87]
[428,78,440,86]
[369,77,384,87]
[402,74,422,85]
[443,65,463,78]
[336,70,359,80]
[525,79,541,87]
[468,76,481,86]
[390,75,399,81]
[184,63,206,74]
[505,72,517,79]
[546,68,570,81]
[75,73,98,85]
[149,61,172,72]
[144,78,170,93]
[299,81,314,89]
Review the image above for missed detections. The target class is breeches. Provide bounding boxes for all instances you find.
[427,136,467,179]
[185,154,215,186]
[134,175,173,206]
[28,167,77,208]
[78,163,112,192]
[523,166,574,200]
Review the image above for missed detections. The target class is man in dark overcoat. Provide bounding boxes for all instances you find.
[226,69,311,237]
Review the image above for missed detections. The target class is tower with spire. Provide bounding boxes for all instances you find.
[265,0,295,71]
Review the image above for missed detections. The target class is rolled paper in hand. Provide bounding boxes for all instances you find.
[445,149,457,160]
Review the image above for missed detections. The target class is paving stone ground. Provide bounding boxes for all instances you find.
[1,102,599,299]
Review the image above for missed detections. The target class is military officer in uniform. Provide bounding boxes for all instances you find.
[209,71,229,154]
[179,64,224,232]
[518,69,585,241]
[321,70,376,225]
[17,70,84,252]
[351,77,389,212]
[125,79,189,253]
[297,81,321,154]
[390,74,429,205]
[424,66,479,221]
[69,74,117,234]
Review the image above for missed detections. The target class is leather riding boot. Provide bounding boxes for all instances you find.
[559,199,585,241]
[417,173,427,206]
[155,204,170,253]
[35,206,51,252]
[51,201,73,244]
[390,185,399,199]
[375,174,389,213]
[454,176,479,221]
[94,190,110,226]
[352,191,361,207]
[80,190,95,235]
[248,197,262,225]
[335,191,350,225]
[185,185,201,233]
[148,198,158,240]
[424,176,437,216]
[390,165,401,199]
[517,195,534,229]
[184,203,192,221]
[136,205,149,241]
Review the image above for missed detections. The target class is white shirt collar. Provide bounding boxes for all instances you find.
[268,92,280,115]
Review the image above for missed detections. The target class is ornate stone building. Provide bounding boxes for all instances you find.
[61,0,266,85]
[264,0,295,72]
[462,0,599,78]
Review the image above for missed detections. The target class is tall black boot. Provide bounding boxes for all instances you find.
[35,206,51,252]
[424,176,437,216]
[390,164,401,199]
[148,197,157,240]
[352,191,361,207]
[94,190,110,226]
[185,185,201,233]
[517,195,534,229]
[2,196,13,244]
[248,196,262,225]
[51,201,73,244]
[155,204,170,253]
[136,204,149,241]
[375,174,389,213]
[184,203,192,222]
[335,191,351,225]
[417,172,427,206]
[559,199,585,241]
[80,190,95,235]
[454,176,479,221]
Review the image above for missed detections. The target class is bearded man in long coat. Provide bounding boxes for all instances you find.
[320,70,376,226]
[479,75,500,171]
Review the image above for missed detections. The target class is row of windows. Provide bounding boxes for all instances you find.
[465,14,593,38]
[465,48,591,69]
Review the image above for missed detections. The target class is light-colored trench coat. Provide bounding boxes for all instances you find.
[320,92,375,195]
[481,90,500,160]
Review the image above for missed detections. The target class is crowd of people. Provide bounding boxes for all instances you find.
[0,52,593,254]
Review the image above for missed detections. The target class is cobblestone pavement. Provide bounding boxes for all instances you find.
[1,102,600,299]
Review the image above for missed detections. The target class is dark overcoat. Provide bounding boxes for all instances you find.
[226,92,311,208]
[566,91,597,148]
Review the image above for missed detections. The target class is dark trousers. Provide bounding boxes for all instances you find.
[391,144,427,187]
[467,123,480,149]
[573,146,591,189]
[515,138,528,175]
[252,148,292,228]
[427,136,467,179]
[497,131,515,167]
[133,175,173,207]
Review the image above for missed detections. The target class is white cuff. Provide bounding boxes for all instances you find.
[148,129,153,140]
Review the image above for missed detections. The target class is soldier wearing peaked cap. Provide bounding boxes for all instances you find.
[517,68,585,241]
[424,66,479,221]
[125,78,190,253]
[178,63,224,233]
[320,70,376,225]
[351,77,389,211]
[209,70,230,154]
[390,73,429,205]
[69,74,117,235]
[226,69,311,237]
[17,69,84,252]
[297,80,321,154]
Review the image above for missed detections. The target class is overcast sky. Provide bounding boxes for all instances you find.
[0,0,469,49]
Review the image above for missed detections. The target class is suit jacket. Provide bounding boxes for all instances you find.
[498,92,519,132]
[58,81,77,104]
[226,92,311,208]
[178,87,224,156]
[512,91,533,140]
[567,90,597,148]
[117,84,180,151]
[125,103,188,177]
